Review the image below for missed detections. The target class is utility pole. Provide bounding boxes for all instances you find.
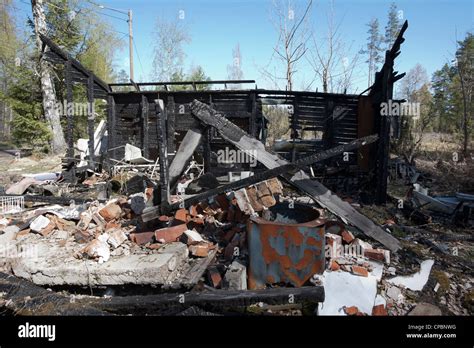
[128,9,134,80]
[97,4,133,80]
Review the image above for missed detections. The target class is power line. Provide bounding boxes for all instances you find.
[132,37,145,79]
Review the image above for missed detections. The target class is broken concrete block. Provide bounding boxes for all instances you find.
[99,203,122,222]
[182,229,204,245]
[234,188,256,216]
[352,238,373,251]
[408,303,442,316]
[92,212,106,229]
[107,229,127,248]
[154,223,188,244]
[326,233,342,258]
[77,212,92,230]
[224,260,247,290]
[30,215,51,233]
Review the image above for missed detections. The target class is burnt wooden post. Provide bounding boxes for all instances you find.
[249,91,257,137]
[375,51,392,204]
[107,95,116,162]
[290,95,299,162]
[65,57,74,159]
[373,21,408,204]
[323,99,335,149]
[87,75,95,168]
[166,95,176,162]
[155,98,170,205]
[141,95,149,158]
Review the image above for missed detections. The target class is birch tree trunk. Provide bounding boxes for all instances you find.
[31,0,67,154]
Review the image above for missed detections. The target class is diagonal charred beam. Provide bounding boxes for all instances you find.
[189,100,401,252]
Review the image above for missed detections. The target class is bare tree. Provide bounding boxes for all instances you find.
[263,0,313,91]
[151,16,190,82]
[307,0,359,93]
[226,43,244,89]
[31,0,66,153]
[395,64,433,162]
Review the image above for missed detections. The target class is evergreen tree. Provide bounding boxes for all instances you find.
[384,2,402,50]
[360,18,383,86]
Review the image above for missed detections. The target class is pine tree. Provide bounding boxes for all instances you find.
[384,2,402,50]
[360,18,383,87]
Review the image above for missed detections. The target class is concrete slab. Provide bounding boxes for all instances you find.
[3,233,189,286]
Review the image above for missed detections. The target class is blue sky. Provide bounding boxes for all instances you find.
[14,0,474,92]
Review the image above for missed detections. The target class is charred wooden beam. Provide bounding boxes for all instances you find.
[167,96,176,157]
[39,34,110,93]
[189,100,401,252]
[156,99,170,206]
[65,58,74,159]
[87,75,95,168]
[78,286,324,315]
[107,95,116,162]
[141,95,149,158]
[0,272,107,315]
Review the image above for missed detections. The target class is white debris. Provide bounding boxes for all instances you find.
[387,259,435,291]
[318,270,378,315]
[107,229,127,248]
[183,229,203,244]
[30,215,51,233]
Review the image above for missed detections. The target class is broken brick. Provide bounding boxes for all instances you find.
[330,260,340,271]
[351,265,369,277]
[364,248,385,262]
[189,242,213,257]
[207,266,222,288]
[147,243,162,250]
[99,203,122,222]
[154,223,188,243]
[344,306,359,315]
[214,194,229,210]
[341,230,355,244]
[372,304,388,316]
[105,221,121,231]
[130,231,155,245]
[174,208,188,223]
